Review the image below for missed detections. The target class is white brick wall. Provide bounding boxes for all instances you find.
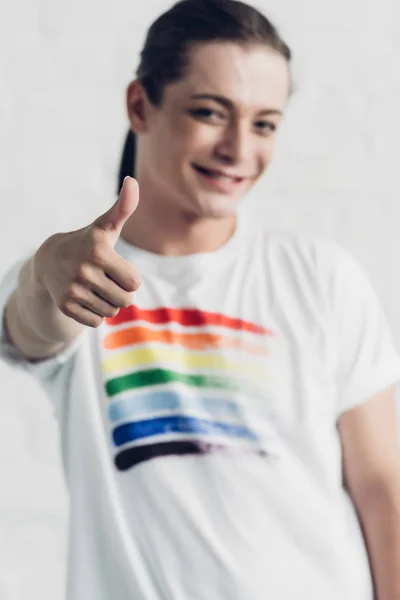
[0,0,399,597]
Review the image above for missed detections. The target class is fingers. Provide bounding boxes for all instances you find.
[103,255,141,292]
[62,302,105,328]
[74,253,140,298]
[43,178,142,332]
[62,285,121,327]
[62,255,139,328]
[93,177,140,247]
[90,271,136,307]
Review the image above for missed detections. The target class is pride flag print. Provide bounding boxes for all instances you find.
[101,305,273,471]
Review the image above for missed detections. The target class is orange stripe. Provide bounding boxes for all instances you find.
[103,326,267,355]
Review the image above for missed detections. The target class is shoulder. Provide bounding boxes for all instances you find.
[240,218,369,313]
[242,216,349,277]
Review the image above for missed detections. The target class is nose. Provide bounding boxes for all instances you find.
[213,121,252,165]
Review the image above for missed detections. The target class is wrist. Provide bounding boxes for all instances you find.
[32,233,62,292]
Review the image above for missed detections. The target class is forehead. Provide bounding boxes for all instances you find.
[169,42,290,110]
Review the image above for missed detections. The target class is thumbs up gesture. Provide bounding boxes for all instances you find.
[36,177,141,328]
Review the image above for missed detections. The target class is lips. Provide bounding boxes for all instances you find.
[192,163,247,194]
[193,165,244,182]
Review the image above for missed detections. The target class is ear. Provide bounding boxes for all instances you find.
[126,80,149,134]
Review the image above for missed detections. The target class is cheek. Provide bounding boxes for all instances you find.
[260,138,277,166]
[173,117,218,153]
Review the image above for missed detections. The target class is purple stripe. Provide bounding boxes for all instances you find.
[115,439,267,471]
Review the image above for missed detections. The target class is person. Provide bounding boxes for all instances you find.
[1,0,400,598]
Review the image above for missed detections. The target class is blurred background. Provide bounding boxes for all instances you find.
[0,0,399,597]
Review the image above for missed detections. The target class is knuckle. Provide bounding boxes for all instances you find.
[61,299,76,318]
[121,293,133,308]
[67,283,80,301]
[125,279,136,294]
[126,274,141,292]
[106,306,120,318]
[90,226,107,244]
[89,244,106,267]
[76,263,91,282]
[88,315,104,328]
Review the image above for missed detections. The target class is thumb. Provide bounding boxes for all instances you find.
[93,176,139,246]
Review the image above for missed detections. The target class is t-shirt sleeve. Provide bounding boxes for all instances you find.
[322,241,400,416]
[0,257,87,383]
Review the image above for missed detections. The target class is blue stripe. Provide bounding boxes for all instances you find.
[108,390,241,422]
[112,415,257,447]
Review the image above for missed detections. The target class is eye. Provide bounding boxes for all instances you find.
[189,107,226,121]
[255,120,277,135]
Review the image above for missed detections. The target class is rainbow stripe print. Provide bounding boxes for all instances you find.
[101,305,273,471]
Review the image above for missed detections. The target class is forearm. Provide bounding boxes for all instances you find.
[358,484,400,600]
[5,242,84,359]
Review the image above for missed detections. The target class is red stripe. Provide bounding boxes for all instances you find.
[105,306,272,336]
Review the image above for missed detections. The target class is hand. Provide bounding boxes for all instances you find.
[35,176,141,328]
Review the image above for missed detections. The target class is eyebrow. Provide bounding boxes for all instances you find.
[189,93,283,116]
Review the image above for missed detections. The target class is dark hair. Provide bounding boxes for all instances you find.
[118,0,292,192]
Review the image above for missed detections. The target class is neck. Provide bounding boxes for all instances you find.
[120,178,237,257]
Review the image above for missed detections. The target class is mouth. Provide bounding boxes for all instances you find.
[192,164,245,184]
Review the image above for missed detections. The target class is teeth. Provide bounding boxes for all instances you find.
[195,165,240,182]
[207,171,236,182]
[211,174,235,182]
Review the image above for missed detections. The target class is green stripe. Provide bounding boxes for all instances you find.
[105,367,264,399]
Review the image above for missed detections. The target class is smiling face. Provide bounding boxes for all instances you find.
[128,41,290,221]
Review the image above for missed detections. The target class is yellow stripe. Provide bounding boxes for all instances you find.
[102,346,267,379]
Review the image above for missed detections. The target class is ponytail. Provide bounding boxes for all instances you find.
[117,130,136,193]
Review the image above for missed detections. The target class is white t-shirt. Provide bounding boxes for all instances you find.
[1,216,400,600]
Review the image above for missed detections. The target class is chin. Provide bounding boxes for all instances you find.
[195,197,240,220]
[192,184,249,217]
